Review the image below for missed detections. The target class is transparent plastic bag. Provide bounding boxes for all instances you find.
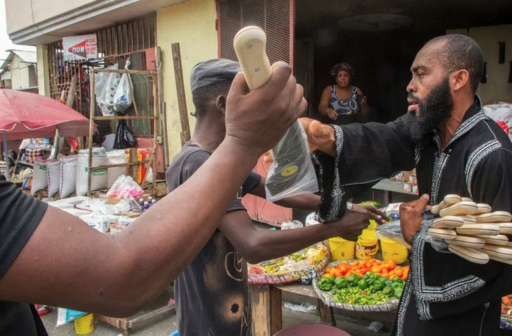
[95,64,120,116]
[107,175,144,199]
[113,60,133,112]
[113,74,133,112]
[376,220,409,247]
[281,220,304,230]
[265,121,319,202]
[376,213,449,252]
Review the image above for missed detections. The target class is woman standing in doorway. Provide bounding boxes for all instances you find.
[318,62,369,125]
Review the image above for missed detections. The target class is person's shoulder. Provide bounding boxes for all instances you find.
[167,144,211,183]
[354,86,363,94]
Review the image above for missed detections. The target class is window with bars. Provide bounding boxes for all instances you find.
[217,0,296,226]
[46,14,157,136]
[218,0,294,66]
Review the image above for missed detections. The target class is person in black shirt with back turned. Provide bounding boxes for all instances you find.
[166,58,387,336]
[0,61,307,335]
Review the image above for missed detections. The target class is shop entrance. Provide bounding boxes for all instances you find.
[294,0,512,122]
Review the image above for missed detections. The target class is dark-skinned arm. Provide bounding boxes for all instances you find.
[0,62,307,318]
[219,209,370,264]
[248,177,387,222]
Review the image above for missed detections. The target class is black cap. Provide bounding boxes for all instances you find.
[190,58,241,92]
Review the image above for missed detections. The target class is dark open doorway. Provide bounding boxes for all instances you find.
[294,0,512,122]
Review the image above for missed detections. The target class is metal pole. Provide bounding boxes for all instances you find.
[3,131,9,181]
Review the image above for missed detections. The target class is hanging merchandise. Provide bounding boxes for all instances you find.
[113,120,137,149]
[113,60,133,113]
[95,64,120,116]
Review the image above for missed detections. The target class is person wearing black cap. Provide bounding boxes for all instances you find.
[166,58,386,336]
[0,60,305,335]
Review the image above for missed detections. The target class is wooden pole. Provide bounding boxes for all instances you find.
[66,75,77,108]
[156,46,169,167]
[152,74,158,193]
[87,68,96,197]
[171,43,191,146]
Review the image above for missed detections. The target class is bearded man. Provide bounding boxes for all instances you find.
[302,34,512,335]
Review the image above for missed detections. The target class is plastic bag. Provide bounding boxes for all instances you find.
[483,102,512,142]
[376,221,411,248]
[376,212,449,252]
[107,175,144,199]
[107,150,128,188]
[95,64,120,116]
[114,120,136,149]
[57,308,87,326]
[46,160,61,197]
[76,148,108,196]
[113,74,133,112]
[60,155,77,199]
[31,162,47,195]
[265,121,318,202]
[113,60,133,112]
[281,220,304,230]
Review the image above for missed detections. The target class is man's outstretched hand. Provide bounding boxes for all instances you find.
[300,118,336,156]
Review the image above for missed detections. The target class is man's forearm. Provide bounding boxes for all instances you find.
[243,223,337,264]
[0,138,261,317]
[275,193,321,211]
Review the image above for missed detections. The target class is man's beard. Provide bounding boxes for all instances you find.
[404,77,454,143]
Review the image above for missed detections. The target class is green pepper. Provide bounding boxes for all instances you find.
[394,287,403,298]
[335,277,348,289]
[367,278,376,286]
[348,274,359,283]
[358,279,368,290]
[391,282,402,289]
[393,277,404,284]
[324,275,335,284]
[382,286,394,296]
[375,280,385,290]
[318,279,333,291]
[362,274,369,280]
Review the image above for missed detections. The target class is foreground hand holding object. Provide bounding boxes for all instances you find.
[234,26,317,202]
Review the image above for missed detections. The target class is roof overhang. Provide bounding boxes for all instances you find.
[9,0,188,46]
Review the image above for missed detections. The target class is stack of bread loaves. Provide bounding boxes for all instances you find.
[428,194,512,265]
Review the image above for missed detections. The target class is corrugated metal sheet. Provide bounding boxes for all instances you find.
[10,50,37,63]
[0,50,37,70]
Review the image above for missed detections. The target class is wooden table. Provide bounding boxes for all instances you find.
[250,283,334,336]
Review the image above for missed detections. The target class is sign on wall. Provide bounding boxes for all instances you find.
[63,34,98,61]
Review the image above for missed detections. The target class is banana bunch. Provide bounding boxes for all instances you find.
[428,195,512,265]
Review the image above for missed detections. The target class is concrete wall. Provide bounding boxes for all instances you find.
[9,55,37,89]
[157,0,217,160]
[5,0,95,34]
[447,24,512,104]
[37,44,51,96]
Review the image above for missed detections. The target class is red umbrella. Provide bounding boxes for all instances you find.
[0,89,95,181]
[0,89,93,140]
